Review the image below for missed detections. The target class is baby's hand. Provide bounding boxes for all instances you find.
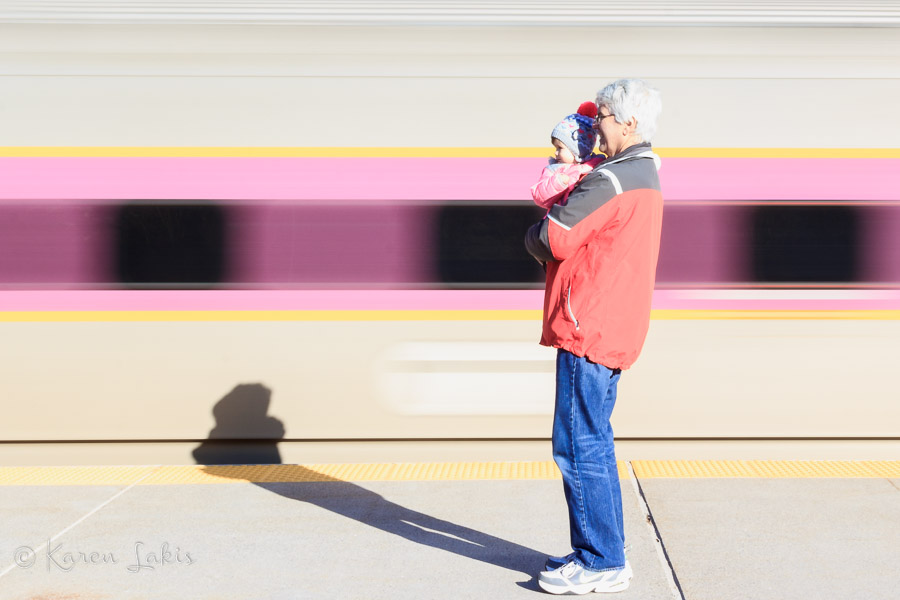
[578,164,594,174]
[554,172,571,186]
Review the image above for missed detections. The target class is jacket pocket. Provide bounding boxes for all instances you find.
[566,283,580,330]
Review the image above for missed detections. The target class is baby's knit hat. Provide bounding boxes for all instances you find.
[551,102,599,162]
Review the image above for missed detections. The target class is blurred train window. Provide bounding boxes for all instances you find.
[7,200,889,289]
[655,204,751,286]
[227,203,433,286]
[750,205,860,283]
[0,203,104,286]
[435,203,546,286]
[115,202,227,287]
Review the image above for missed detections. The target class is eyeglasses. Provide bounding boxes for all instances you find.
[596,113,616,123]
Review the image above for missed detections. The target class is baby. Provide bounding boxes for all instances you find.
[531,102,605,209]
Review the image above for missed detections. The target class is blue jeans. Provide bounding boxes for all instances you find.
[552,349,625,572]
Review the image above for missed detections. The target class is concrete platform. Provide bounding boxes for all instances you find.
[0,461,898,599]
[640,477,900,600]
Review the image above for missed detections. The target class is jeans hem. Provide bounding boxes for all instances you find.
[573,558,626,573]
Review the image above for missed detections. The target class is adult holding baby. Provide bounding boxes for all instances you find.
[524,78,663,595]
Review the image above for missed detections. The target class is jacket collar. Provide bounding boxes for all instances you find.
[601,142,660,170]
[606,142,651,161]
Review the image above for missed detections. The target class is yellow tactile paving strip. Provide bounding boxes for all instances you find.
[0,461,602,485]
[1,461,898,486]
[142,461,573,485]
[631,460,900,479]
[0,466,159,486]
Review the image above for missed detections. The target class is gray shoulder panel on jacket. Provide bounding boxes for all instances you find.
[546,171,618,230]
[548,154,660,230]
[600,157,661,195]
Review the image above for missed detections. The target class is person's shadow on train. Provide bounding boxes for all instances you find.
[192,383,285,465]
[192,384,545,584]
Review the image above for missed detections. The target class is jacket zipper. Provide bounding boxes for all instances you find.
[566,284,580,330]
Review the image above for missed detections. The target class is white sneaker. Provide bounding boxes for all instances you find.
[538,560,632,595]
[545,545,631,571]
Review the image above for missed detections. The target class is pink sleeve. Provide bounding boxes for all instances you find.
[530,163,583,209]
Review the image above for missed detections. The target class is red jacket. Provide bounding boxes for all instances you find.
[525,143,663,369]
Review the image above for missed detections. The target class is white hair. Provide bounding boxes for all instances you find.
[596,79,662,143]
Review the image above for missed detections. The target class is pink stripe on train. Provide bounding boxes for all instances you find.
[0,290,544,312]
[1,289,899,312]
[1,157,898,201]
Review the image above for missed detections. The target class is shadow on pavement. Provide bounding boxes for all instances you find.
[192,384,545,579]
[257,476,546,577]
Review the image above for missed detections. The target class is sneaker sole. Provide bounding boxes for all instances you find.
[537,575,631,595]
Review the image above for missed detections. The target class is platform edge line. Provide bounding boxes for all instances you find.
[0,465,162,579]
[627,461,686,600]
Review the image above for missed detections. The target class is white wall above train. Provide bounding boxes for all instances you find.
[1,15,899,148]
[2,1,899,26]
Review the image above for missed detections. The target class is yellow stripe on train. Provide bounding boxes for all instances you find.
[0,147,898,158]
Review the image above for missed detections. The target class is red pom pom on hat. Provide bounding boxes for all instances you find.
[577,101,598,119]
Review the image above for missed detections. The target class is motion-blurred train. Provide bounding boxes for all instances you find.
[1,2,899,464]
